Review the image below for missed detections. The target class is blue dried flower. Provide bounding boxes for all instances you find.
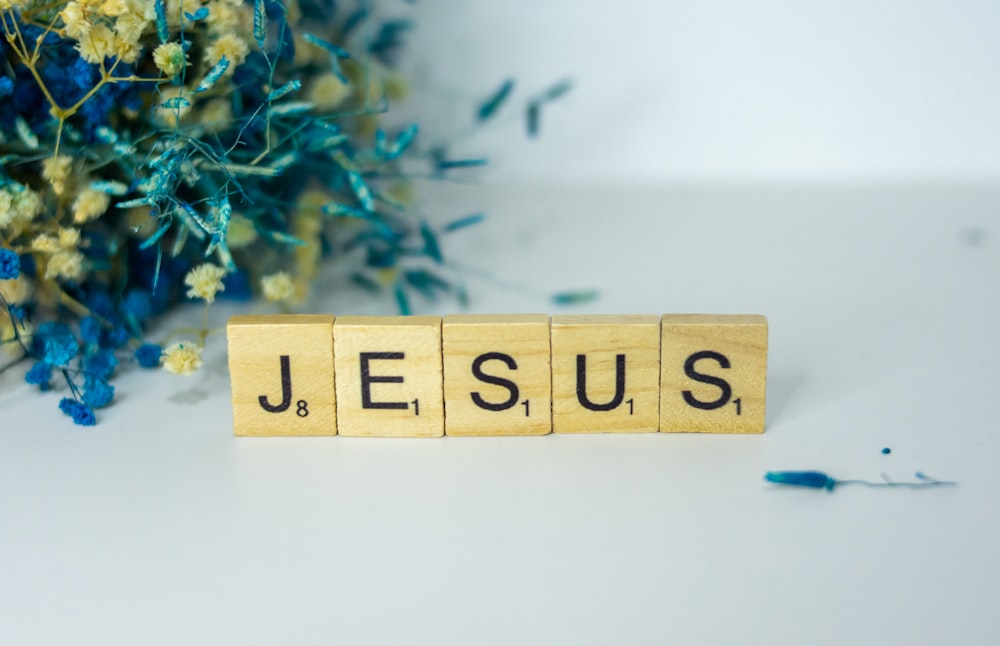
[85,292,115,319]
[41,50,98,111]
[80,316,102,346]
[83,348,118,380]
[120,290,152,323]
[31,322,79,366]
[59,398,96,426]
[135,343,162,368]
[0,249,20,279]
[25,361,52,390]
[82,378,115,409]
[1,1,559,425]
[102,323,130,349]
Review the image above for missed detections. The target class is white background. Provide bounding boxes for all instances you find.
[3,184,998,644]
[3,2,1000,644]
[412,0,1000,183]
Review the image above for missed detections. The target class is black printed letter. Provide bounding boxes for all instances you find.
[576,354,626,411]
[259,355,292,413]
[360,352,408,409]
[470,352,520,411]
[682,350,732,410]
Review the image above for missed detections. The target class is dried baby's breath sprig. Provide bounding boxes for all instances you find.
[1,0,569,424]
[184,263,227,304]
[260,271,296,304]
[161,340,203,376]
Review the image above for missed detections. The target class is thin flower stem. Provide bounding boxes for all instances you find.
[1,12,30,61]
[56,289,95,318]
[107,75,163,84]
[29,16,57,63]
[199,302,209,345]
[2,13,64,124]
[53,116,65,157]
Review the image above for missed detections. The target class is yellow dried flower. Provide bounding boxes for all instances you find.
[156,86,191,127]
[75,23,116,64]
[292,32,325,67]
[261,271,296,303]
[0,275,34,305]
[32,235,59,253]
[184,262,226,303]
[114,1,154,45]
[285,0,301,24]
[113,34,141,63]
[100,0,129,16]
[0,191,13,230]
[166,0,202,29]
[199,97,233,133]
[290,189,326,285]
[225,213,257,248]
[384,72,409,102]
[58,228,81,249]
[206,1,241,35]
[205,0,253,36]
[309,73,351,111]
[60,2,93,40]
[42,156,72,195]
[162,341,204,375]
[205,34,249,71]
[2,186,43,232]
[2,321,33,357]
[45,250,85,281]
[72,188,111,224]
[0,308,30,357]
[153,42,187,77]
[12,187,43,223]
[0,0,29,10]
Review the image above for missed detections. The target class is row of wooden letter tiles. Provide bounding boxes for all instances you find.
[226,314,768,437]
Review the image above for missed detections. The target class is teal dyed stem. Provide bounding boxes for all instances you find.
[765,470,956,491]
[764,470,836,490]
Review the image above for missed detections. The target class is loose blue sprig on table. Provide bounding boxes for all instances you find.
[0,0,571,425]
[764,470,956,491]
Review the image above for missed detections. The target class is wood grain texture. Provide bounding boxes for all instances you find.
[659,314,768,434]
[551,315,660,433]
[333,316,444,437]
[443,314,551,436]
[227,315,336,436]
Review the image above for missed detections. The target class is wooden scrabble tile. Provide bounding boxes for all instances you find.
[227,315,336,436]
[659,314,768,434]
[333,316,443,437]
[443,314,551,436]
[550,315,660,433]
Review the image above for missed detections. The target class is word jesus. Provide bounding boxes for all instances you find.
[226,314,767,437]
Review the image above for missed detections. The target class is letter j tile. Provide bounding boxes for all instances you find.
[227,315,337,436]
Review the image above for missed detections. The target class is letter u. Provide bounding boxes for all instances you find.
[575,354,626,411]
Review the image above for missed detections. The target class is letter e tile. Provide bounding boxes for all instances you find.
[334,316,443,437]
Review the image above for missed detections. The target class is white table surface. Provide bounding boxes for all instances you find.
[2,183,997,645]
